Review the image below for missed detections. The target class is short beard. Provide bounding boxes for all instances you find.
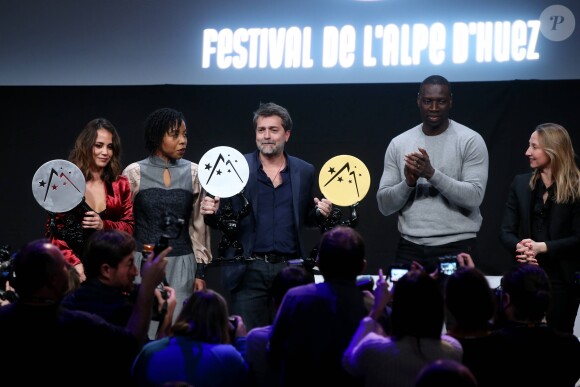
[258,144,282,156]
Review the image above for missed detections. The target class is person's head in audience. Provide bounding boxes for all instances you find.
[444,266,496,335]
[11,238,70,302]
[271,265,315,310]
[415,359,478,387]
[82,229,138,293]
[391,269,445,339]
[4,237,173,387]
[499,264,551,324]
[66,262,81,294]
[315,225,366,281]
[171,288,235,344]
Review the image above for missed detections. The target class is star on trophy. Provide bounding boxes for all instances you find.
[308,154,371,263]
[198,146,251,264]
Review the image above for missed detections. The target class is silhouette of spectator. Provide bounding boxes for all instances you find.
[245,265,314,386]
[0,238,169,386]
[62,229,177,338]
[490,264,580,386]
[268,225,370,386]
[415,359,477,387]
[343,269,463,387]
[444,266,497,386]
[131,288,250,387]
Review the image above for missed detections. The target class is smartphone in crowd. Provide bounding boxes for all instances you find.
[389,264,410,283]
[438,255,458,276]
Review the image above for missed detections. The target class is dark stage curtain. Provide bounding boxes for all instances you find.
[3,80,579,284]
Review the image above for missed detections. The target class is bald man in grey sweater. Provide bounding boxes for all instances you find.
[377,75,489,272]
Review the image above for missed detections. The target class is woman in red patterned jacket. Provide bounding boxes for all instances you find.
[46,118,134,282]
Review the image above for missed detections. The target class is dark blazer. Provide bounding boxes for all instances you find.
[220,150,319,290]
[499,172,580,286]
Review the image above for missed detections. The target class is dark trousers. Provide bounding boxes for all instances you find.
[543,268,580,334]
[395,236,478,273]
[230,259,288,331]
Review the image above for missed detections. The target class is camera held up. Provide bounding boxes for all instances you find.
[144,212,184,322]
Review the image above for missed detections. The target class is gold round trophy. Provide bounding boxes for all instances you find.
[307,154,371,264]
[314,154,371,233]
[319,154,371,207]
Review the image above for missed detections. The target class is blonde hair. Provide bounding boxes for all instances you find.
[529,123,580,203]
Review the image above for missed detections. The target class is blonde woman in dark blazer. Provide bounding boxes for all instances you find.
[500,122,580,334]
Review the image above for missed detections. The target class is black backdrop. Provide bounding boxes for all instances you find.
[3,79,579,290]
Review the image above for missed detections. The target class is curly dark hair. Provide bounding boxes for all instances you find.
[144,108,186,155]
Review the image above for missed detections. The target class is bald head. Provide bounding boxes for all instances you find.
[12,239,69,301]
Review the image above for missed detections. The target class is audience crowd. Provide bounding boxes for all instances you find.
[2,227,579,386]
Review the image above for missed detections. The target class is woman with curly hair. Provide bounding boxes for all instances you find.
[123,107,212,332]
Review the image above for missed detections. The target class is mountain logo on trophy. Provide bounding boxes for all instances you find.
[32,159,86,213]
[198,146,250,198]
[319,155,371,207]
[39,167,84,200]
